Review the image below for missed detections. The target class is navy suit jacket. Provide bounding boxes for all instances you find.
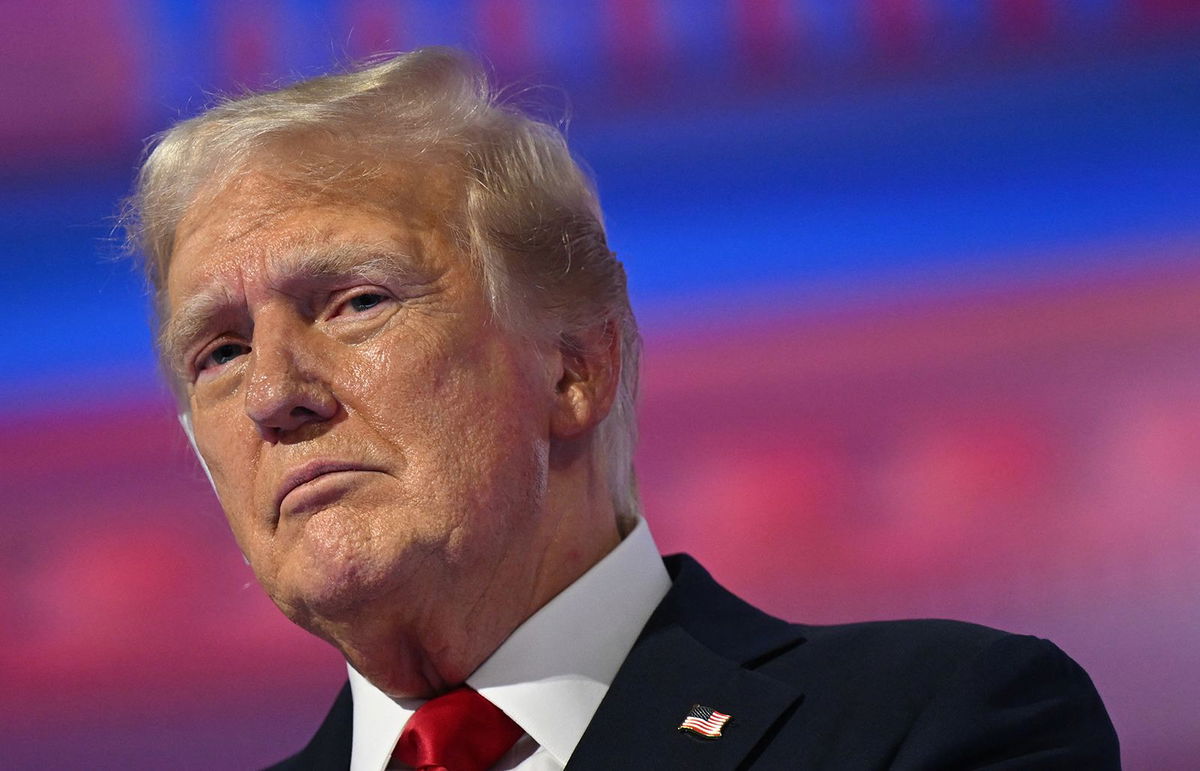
[268,554,1120,769]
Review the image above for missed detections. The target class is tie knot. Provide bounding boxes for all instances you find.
[392,687,524,771]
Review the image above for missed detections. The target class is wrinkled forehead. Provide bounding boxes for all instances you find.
[163,150,466,293]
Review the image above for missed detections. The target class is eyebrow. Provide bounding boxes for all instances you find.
[160,282,235,378]
[160,242,428,375]
[266,242,429,287]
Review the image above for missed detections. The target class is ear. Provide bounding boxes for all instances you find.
[549,320,621,441]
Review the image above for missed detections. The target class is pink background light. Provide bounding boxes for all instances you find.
[3,1,1198,767]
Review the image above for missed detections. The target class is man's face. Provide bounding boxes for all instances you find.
[163,166,558,648]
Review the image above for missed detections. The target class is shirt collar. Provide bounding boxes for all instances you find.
[348,665,420,771]
[467,516,670,765]
[348,517,671,770]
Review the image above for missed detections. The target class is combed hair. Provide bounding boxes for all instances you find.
[125,47,643,520]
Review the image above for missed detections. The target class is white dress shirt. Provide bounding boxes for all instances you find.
[348,518,672,771]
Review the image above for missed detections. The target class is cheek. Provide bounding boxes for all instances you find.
[353,330,549,502]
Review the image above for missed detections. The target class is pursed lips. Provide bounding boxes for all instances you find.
[275,459,382,518]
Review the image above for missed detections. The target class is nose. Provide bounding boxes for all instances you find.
[243,324,339,442]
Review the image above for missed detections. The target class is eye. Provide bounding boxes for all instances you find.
[331,289,393,319]
[197,341,250,373]
[346,292,386,313]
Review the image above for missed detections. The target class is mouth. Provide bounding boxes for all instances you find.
[275,460,381,518]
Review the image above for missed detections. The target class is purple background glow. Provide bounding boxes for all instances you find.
[2,1,1198,767]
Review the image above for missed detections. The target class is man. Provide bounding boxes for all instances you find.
[127,47,1119,769]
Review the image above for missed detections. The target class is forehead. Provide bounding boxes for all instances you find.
[174,158,460,252]
[165,163,464,300]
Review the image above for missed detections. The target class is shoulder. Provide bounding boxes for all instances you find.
[664,554,1084,698]
[754,619,1120,769]
[660,556,1119,768]
[663,553,1019,681]
[771,617,1099,718]
[782,616,1025,687]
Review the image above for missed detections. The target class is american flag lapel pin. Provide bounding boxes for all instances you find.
[677,704,732,738]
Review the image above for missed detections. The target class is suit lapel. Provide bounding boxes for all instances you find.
[567,555,806,770]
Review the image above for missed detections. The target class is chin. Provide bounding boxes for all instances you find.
[267,574,390,650]
[266,538,404,629]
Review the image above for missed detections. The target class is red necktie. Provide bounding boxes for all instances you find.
[391,687,524,771]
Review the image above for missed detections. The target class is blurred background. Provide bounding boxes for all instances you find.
[2,1,1198,768]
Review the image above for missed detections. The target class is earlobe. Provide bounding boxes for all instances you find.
[549,321,621,440]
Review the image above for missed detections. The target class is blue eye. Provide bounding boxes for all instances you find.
[212,343,245,364]
[347,293,386,312]
[201,342,248,371]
